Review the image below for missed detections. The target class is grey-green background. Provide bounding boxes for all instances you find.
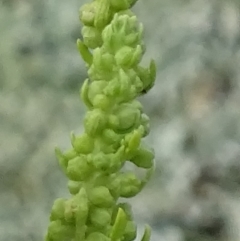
[1,0,240,240]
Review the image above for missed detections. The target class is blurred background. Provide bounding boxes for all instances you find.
[1,0,240,240]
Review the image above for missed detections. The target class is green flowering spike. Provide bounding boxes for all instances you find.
[45,0,155,240]
[110,208,128,241]
[79,3,95,26]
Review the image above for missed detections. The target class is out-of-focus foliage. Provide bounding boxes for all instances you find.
[1,0,240,241]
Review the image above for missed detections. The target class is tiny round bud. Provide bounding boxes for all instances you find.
[90,208,111,228]
[89,186,114,207]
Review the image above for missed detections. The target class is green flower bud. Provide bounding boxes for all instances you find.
[136,59,156,94]
[102,128,121,144]
[123,221,137,241]
[64,149,78,160]
[115,45,142,67]
[89,186,114,207]
[68,180,82,195]
[90,207,111,228]
[92,94,111,110]
[50,198,66,221]
[130,145,154,169]
[90,152,107,170]
[92,48,115,72]
[64,199,76,223]
[110,0,138,11]
[67,155,92,181]
[79,3,95,26]
[46,220,74,241]
[84,109,107,136]
[71,132,94,154]
[88,80,108,101]
[86,232,110,241]
[140,113,150,136]
[101,24,117,52]
[124,30,142,47]
[114,103,141,133]
[75,187,89,225]
[109,0,130,10]
[117,172,141,198]
[82,26,102,49]
[94,0,112,29]
[103,78,121,98]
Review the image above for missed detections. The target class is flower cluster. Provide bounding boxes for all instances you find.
[44,0,156,240]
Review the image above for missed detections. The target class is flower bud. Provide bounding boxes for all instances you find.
[79,3,95,26]
[117,172,141,198]
[130,145,154,169]
[86,232,110,241]
[102,128,121,144]
[46,220,74,241]
[112,103,141,134]
[71,132,94,154]
[115,45,142,68]
[94,0,112,29]
[92,94,111,110]
[89,186,114,207]
[50,198,66,221]
[93,48,115,72]
[82,26,102,49]
[75,187,89,225]
[67,155,92,181]
[84,109,107,137]
[109,0,130,10]
[68,180,82,195]
[91,152,109,171]
[88,80,108,101]
[90,207,111,228]
[123,221,137,241]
